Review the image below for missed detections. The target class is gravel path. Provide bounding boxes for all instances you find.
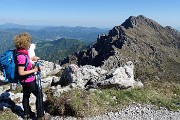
[48,104,180,120]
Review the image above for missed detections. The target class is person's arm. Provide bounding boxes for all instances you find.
[31,56,40,61]
[18,66,39,76]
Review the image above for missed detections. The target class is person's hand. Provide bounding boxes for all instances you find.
[31,56,40,61]
[34,66,39,72]
[34,66,42,72]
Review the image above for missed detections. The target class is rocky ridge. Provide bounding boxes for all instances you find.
[60,15,180,82]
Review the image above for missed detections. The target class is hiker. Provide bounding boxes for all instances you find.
[13,33,46,120]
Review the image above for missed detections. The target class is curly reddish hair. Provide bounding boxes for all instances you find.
[14,32,31,49]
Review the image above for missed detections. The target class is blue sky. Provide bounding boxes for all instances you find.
[0,0,180,30]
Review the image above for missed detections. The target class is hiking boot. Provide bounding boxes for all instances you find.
[23,115,29,120]
[37,114,51,120]
[29,111,36,118]
[23,111,36,120]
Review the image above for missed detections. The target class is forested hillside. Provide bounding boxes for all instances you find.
[36,38,88,62]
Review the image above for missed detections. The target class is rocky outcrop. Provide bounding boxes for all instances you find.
[40,60,61,78]
[52,62,143,97]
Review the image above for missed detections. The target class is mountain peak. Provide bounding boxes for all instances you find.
[121,15,162,30]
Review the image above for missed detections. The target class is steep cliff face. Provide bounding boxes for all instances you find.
[60,15,180,82]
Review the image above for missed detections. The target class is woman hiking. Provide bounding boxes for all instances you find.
[14,32,48,120]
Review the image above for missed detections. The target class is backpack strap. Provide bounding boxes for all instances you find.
[24,54,29,71]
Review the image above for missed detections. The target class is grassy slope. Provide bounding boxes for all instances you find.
[45,80,180,117]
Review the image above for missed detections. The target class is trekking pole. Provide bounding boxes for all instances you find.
[34,61,45,117]
[35,61,42,89]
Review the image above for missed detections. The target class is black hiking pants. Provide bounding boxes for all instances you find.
[21,80,44,118]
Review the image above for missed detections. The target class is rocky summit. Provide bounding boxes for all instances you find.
[60,15,180,82]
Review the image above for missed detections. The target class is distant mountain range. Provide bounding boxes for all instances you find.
[0,24,108,55]
[0,23,110,30]
[0,23,45,30]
